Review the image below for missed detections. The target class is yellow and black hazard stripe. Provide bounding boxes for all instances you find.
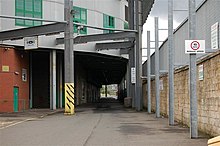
[65,83,75,115]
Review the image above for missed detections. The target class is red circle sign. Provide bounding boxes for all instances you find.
[190,41,200,50]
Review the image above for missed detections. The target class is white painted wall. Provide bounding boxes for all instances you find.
[0,0,128,56]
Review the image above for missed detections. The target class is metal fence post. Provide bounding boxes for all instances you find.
[189,0,198,138]
[155,17,160,118]
[147,31,151,113]
[168,0,175,125]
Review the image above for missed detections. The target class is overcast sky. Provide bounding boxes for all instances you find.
[142,0,205,61]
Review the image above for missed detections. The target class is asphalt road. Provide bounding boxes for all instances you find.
[0,103,208,146]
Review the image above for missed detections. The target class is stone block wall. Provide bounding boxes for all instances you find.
[143,51,220,136]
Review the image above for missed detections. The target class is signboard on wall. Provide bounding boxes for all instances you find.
[2,65,9,72]
[22,68,27,82]
[160,80,163,90]
[24,36,38,50]
[185,40,205,54]
[131,67,136,84]
[211,22,219,49]
[198,64,204,81]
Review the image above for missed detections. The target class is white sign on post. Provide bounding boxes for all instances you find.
[131,67,136,84]
[185,40,205,54]
[211,22,219,49]
[198,64,204,81]
[159,80,163,90]
[24,36,38,50]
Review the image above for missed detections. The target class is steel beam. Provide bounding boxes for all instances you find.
[189,0,198,138]
[96,41,133,51]
[56,31,136,45]
[0,22,65,41]
[155,17,160,118]
[168,0,175,126]
[147,31,151,114]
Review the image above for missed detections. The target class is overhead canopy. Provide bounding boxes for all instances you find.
[75,51,128,86]
[142,0,155,25]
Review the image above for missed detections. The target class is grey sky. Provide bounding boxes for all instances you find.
[142,0,205,62]
[149,0,205,23]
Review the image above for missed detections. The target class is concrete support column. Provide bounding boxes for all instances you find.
[155,17,160,118]
[59,55,63,108]
[147,31,151,114]
[50,50,56,110]
[30,52,33,108]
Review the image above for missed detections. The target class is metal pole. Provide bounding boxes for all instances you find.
[168,0,175,125]
[189,0,198,138]
[128,0,135,108]
[155,17,160,118]
[64,0,75,115]
[147,31,151,113]
[135,0,142,111]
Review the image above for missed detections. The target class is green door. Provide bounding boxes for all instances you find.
[13,87,19,112]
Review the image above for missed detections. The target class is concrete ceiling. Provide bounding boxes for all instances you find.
[75,51,128,86]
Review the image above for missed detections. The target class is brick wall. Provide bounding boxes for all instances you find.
[0,47,29,112]
[143,51,220,136]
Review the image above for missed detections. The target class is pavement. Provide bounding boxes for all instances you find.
[0,101,209,146]
[0,108,64,129]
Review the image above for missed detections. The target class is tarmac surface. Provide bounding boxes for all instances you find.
[0,109,63,129]
[0,100,209,146]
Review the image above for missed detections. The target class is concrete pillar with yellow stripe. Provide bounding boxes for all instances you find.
[64,0,75,115]
[65,83,75,114]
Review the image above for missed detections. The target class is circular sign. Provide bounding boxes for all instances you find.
[190,41,200,50]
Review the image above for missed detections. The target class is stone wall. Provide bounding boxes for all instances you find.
[143,51,220,136]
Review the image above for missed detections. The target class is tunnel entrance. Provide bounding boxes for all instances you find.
[32,51,50,108]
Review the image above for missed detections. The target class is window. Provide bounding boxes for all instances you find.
[15,0,42,27]
[103,14,115,33]
[124,21,129,29]
[125,6,128,22]
[73,6,87,34]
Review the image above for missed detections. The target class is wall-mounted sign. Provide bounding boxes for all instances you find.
[198,64,204,81]
[2,65,9,72]
[211,22,219,49]
[24,36,38,50]
[22,68,27,82]
[131,67,136,84]
[185,40,205,54]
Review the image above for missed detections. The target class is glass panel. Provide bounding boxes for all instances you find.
[16,11,24,17]
[34,0,42,13]
[34,21,41,26]
[73,7,80,19]
[34,13,42,26]
[81,9,86,20]
[16,0,24,10]
[25,0,33,11]
[16,19,25,25]
[25,13,33,26]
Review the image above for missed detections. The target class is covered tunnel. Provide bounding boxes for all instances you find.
[29,48,128,108]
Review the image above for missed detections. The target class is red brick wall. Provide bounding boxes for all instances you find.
[0,47,29,112]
